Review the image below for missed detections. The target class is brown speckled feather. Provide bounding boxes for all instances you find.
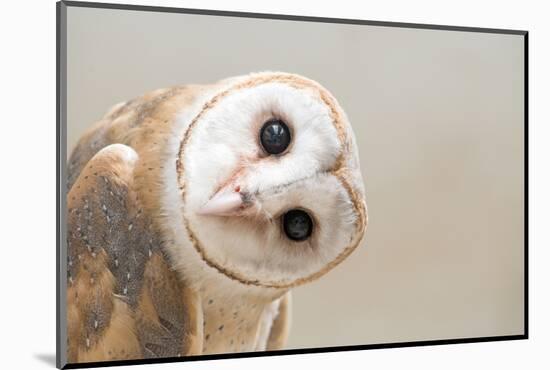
[67,144,202,363]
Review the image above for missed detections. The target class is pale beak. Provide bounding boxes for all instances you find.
[197,187,249,216]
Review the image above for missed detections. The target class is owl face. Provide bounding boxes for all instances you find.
[176,73,367,289]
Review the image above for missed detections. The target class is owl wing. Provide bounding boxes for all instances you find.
[266,292,292,350]
[67,144,203,363]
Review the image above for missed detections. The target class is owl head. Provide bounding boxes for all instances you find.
[174,72,367,290]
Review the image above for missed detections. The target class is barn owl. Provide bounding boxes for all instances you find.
[66,71,367,363]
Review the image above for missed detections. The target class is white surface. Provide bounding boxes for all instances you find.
[1,0,547,369]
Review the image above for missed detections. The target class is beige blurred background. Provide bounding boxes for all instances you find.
[66,7,524,348]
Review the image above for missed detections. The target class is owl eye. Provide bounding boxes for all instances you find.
[260,119,291,155]
[283,209,313,241]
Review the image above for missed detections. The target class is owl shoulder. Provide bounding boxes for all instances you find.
[67,144,203,362]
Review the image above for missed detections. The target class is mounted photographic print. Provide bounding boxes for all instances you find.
[56,1,528,368]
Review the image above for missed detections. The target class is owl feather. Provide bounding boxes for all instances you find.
[67,72,366,363]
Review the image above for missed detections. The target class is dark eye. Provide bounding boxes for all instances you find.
[283,209,313,241]
[260,119,291,155]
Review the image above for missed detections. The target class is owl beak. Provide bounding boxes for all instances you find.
[197,187,252,216]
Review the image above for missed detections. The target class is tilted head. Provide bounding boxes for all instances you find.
[175,72,367,290]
